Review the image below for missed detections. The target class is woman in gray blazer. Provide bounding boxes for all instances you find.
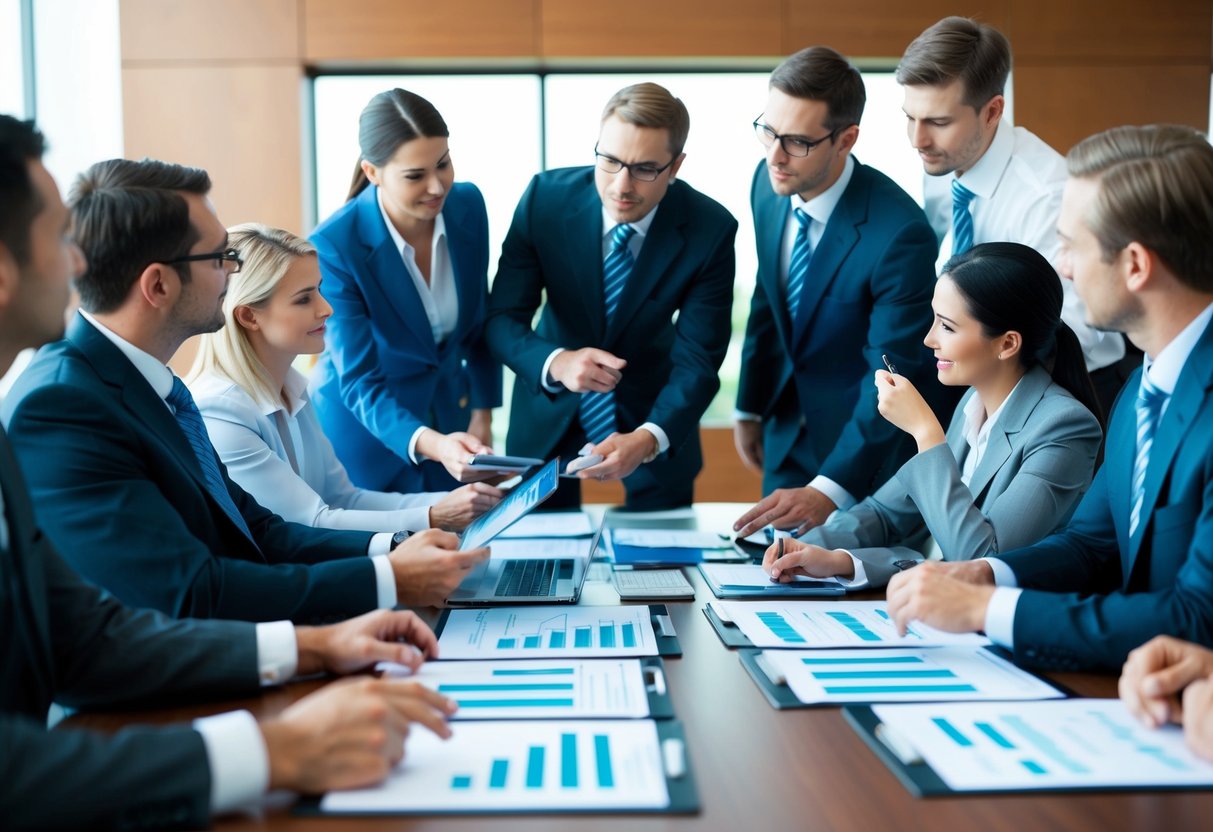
[765,242,1103,588]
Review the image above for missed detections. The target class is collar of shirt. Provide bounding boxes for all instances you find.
[79,309,175,402]
[378,189,447,263]
[790,154,855,226]
[600,202,659,256]
[951,118,1014,201]
[256,366,310,419]
[1142,301,1213,396]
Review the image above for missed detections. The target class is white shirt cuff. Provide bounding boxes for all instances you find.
[369,532,394,556]
[983,586,1023,648]
[194,710,269,814]
[733,410,762,422]
[255,620,297,686]
[808,476,856,511]
[370,554,399,608]
[985,557,1019,587]
[836,550,869,589]
[637,422,670,455]
[541,348,566,393]
[407,426,428,464]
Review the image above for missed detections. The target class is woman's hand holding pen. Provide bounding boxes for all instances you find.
[762,537,855,582]
[873,370,946,453]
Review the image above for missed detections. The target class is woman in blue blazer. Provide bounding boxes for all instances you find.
[763,243,1104,588]
[310,88,502,492]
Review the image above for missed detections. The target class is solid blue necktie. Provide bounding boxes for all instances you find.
[786,208,812,324]
[951,178,976,256]
[579,223,636,445]
[167,376,256,543]
[1129,374,1167,537]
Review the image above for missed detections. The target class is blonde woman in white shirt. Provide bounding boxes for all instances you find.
[187,224,503,536]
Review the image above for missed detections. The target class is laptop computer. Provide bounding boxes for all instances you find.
[446,517,603,606]
[458,457,560,551]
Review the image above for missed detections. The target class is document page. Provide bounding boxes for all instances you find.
[703,563,843,588]
[611,529,730,549]
[720,600,990,648]
[497,512,594,538]
[869,699,1213,791]
[321,719,670,812]
[762,647,1062,704]
[378,658,652,718]
[439,607,660,659]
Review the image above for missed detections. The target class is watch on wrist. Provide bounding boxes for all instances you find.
[391,530,411,548]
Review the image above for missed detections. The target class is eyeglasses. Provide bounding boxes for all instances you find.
[164,248,243,274]
[752,117,840,157]
[593,143,677,182]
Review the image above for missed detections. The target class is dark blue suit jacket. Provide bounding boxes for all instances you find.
[310,182,502,492]
[1000,318,1213,670]
[737,158,942,497]
[0,423,259,830]
[0,314,377,624]
[485,167,736,505]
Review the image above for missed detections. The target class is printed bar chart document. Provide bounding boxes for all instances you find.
[745,647,1062,706]
[314,720,697,814]
[437,607,661,659]
[377,659,658,719]
[719,601,990,648]
[851,699,1213,795]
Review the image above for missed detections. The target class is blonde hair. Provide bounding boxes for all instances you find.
[186,223,316,407]
[601,82,690,158]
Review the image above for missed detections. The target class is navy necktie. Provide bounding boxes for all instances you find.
[787,208,812,324]
[1129,374,1167,537]
[951,178,977,256]
[579,223,636,444]
[167,376,256,543]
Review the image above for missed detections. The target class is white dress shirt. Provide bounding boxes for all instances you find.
[540,204,670,454]
[983,302,1213,646]
[923,119,1123,371]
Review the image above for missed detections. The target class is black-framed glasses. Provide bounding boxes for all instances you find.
[165,248,243,274]
[593,143,677,182]
[752,117,840,157]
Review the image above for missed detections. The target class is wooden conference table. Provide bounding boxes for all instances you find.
[64,504,1213,830]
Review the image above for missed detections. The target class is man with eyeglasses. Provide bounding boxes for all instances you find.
[486,82,736,509]
[2,156,490,624]
[733,46,941,540]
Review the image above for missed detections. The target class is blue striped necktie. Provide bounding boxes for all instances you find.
[787,208,812,324]
[579,223,636,445]
[167,376,256,543]
[1129,374,1167,537]
[951,178,976,256]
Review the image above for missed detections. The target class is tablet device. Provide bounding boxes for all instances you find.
[466,454,544,472]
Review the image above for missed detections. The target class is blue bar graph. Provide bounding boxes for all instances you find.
[493,668,575,676]
[451,775,472,789]
[933,717,974,747]
[757,611,807,643]
[594,734,614,788]
[1021,760,1046,774]
[975,721,1016,749]
[561,733,578,788]
[811,670,957,680]
[1002,715,1090,774]
[497,638,516,649]
[622,623,636,648]
[438,683,574,692]
[523,636,541,648]
[455,699,575,708]
[489,759,508,789]
[825,684,977,694]
[574,627,592,648]
[549,631,566,648]
[526,746,545,788]
[599,624,616,648]
[826,611,882,642]
[875,608,891,620]
[802,656,923,665]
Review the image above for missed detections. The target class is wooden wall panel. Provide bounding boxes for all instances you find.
[119,0,300,62]
[122,65,304,233]
[1008,0,1212,63]
[1014,65,1210,153]
[542,0,782,58]
[784,2,1008,59]
[303,0,537,61]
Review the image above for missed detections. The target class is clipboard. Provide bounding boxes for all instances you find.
[434,604,683,657]
[702,601,755,649]
[295,719,700,816]
[740,647,1067,710]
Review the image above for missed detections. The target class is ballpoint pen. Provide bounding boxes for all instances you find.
[882,354,898,374]
[770,537,784,583]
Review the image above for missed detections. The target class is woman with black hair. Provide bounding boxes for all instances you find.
[764,242,1103,588]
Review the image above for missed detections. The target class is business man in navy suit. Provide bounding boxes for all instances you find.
[2,158,486,623]
[486,83,737,509]
[886,124,1213,671]
[0,114,457,830]
[734,47,942,539]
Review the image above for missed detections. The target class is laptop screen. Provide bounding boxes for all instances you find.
[459,458,560,551]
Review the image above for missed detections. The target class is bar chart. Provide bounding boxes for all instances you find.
[721,601,991,649]
[321,720,671,812]
[868,699,1213,791]
[385,659,651,719]
[439,607,660,659]
[762,647,1062,704]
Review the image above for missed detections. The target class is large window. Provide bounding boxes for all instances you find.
[312,70,923,436]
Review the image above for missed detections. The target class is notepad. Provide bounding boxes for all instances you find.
[437,606,662,658]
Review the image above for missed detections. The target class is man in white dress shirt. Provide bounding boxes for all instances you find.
[898,15,1136,418]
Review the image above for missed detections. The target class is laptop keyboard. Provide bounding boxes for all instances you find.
[494,559,574,597]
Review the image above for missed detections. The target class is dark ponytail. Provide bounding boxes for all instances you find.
[345,88,450,202]
[942,242,1103,425]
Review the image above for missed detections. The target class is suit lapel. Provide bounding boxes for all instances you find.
[792,168,865,348]
[443,191,476,348]
[967,368,1050,499]
[608,186,687,343]
[563,187,606,342]
[754,182,794,345]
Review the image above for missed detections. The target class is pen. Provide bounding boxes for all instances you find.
[770,537,784,583]
[882,354,898,374]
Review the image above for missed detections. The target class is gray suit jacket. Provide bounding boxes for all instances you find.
[804,367,1101,587]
